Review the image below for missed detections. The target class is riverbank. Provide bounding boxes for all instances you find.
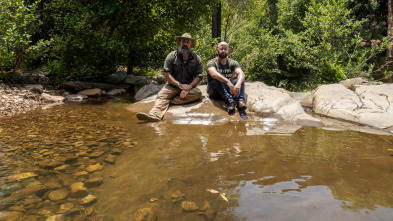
[0,83,43,119]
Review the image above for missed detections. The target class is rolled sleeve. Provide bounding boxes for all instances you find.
[163,52,175,74]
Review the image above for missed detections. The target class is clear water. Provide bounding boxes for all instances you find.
[1,99,393,221]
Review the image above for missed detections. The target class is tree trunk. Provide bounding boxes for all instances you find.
[388,0,393,57]
[212,2,221,42]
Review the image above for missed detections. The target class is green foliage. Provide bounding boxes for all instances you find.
[1,0,391,90]
[230,0,389,91]
[41,0,212,83]
[0,0,40,80]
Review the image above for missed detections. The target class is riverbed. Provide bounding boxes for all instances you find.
[1,98,393,220]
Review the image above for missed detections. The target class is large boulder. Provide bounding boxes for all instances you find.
[246,82,320,126]
[312,83,393,131]
[134,83,165,101]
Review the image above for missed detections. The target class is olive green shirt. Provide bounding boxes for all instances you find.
[206,57,240,83]
[163,50,203,86]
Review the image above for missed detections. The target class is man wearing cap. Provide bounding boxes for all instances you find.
[136,33,203,122]
[206,41,247,115]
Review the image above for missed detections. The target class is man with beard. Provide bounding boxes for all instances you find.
[136,33,203,122]
[206,42,247,117]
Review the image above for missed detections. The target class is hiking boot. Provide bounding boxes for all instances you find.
[237,100,247,111]
[227,103,236,114]
[136,112,160,122]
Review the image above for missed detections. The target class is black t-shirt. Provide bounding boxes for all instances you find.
[206,57,240,83]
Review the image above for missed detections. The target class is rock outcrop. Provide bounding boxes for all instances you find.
[126,82,322,127]
[312,83,393,131]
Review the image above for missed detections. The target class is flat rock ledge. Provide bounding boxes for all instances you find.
[127,82,322,127]
[128,80,393,135]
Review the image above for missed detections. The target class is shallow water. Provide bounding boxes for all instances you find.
[93,101,393,221]
[1,99,393,220]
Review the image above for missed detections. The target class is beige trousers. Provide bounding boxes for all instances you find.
[149,84,202,119]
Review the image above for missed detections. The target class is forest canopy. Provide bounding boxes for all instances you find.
[0,0,391,91]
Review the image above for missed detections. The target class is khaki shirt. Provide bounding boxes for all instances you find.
[163,50,203,86]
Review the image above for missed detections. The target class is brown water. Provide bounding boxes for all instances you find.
[1,99,393,220]
[93,101,393,221]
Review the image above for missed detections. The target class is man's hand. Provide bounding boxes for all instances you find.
[226,81,236,96]
[180,90,189,98]
[233,83,242,97]
[178,83,192,91]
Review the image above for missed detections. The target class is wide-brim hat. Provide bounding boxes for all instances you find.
[176,33,196,47]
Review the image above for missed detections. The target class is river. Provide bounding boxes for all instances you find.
[1,98,393,220]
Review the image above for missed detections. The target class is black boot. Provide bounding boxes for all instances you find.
[227,103,235,114]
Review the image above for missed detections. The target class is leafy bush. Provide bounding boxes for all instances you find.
[0,0,39,80]
[233,0,389,91]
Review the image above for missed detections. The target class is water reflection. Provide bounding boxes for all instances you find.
[93,103,393,220]
[1,101,393,220]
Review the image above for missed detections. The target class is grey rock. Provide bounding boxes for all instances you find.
[78,88,102,97]
[312,83,393,130]
[107,88,127,96]
[134,83,165,101]
[105,71,127,84]
[40,93,65,103]
[64,94,88,102]
[125,75,149,85]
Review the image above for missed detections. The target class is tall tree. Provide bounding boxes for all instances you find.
[388,0,393,56]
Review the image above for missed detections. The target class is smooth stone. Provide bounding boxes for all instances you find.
[46,214,66,221]
[132,208,156,221]
[104,154,116,164]
[78,88,102,97]
[64,94,88,102]
[24,195,42,205]
[54,165,70,172]
[8,172,38,182]
[40,93,65,103]
[181,201,199,212]
[0,211,23,221]
[111,148,122,155]
[85,176,104,188]
[86,164,103,173]
[42,180,62,189]
[89,151,105,158]
[72,171,89,179]
[58,174,76,187]
[39,161,64,168]
[48,189,69,201]
[70,182,88,198]
[79,195,97,206]
[58,202,74,213]
[4,182,48,203]
[107,89,126,96]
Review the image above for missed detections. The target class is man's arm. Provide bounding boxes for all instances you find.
[164,72,202,98]
[207,67,236,95]
[233,67,246,96]
[163,72,192,91]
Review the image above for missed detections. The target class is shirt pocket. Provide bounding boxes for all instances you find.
[185,61,197,74]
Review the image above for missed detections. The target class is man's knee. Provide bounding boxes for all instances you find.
[189,88,202,97]
[156,85,180,100]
